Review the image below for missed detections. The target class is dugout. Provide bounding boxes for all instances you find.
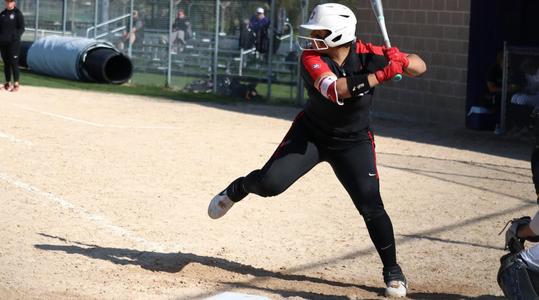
[466,0,539,131]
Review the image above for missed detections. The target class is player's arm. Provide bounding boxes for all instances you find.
[403,54,426,77]
[360,41,426,79]
[302,52,397,105]
[313,71,380,101]
[519,212,539,240]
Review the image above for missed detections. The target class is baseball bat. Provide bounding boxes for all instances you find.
[369,0,403,81]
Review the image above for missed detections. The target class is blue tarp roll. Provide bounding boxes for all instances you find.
[25,36,127,83]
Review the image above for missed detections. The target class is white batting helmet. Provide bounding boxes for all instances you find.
[298,3,357,50]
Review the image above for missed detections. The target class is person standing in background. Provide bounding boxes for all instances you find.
[248,7,269,33]
[118,10,144,51]
[0,0,25,92]
[171,9,191,54]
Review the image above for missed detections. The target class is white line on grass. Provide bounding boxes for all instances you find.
[0,131,34,147]
[12,104,182,130]
[0,172,164,252]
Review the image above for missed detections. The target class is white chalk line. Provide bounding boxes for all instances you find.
[0,131,34,147]
[12,104,182,130]
[0,172,164,252]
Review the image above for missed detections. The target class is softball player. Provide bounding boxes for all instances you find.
[0,0,24,92]
[208,3,426,297]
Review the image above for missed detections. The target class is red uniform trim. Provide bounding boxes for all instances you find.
[356,40,385,55]
[355,40,409,56]
[301,52,333,82]
[368,130,379,179]
[272,111,305,159]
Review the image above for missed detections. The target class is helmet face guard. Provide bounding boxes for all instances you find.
[296,36,329,51]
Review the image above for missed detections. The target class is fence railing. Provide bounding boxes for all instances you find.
[18,0,314,104]
[86,13,131,39]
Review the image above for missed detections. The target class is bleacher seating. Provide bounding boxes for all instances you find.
[128,29,299,86]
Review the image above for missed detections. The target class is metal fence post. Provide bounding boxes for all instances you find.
[213,0,220,94]
[62,0,67,35]
[500,41,508,134]
[102,0,109,35]
[128,0,134,57]
[297,0,308,105]
[94,0,99,38]
[34,0,39,41]
[267,0,276,101]
[166,0,173,87]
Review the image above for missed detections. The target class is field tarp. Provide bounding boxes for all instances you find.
[26,36,115,81]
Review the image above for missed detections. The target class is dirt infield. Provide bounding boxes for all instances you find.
[0,86,535,299]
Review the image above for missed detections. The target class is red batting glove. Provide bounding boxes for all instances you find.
[384,47,410,68]
[375,60,404,83]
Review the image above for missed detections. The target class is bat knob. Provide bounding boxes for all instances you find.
[393,74,403,82]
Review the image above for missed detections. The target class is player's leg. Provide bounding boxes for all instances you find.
[9,41,20,91]
[0,44,11,90]
[326,132,406,297]
[208,113,321,219]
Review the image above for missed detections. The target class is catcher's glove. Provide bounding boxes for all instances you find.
[500,216,531,253]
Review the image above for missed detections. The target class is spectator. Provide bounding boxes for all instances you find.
[248,7,269,34]
[118,10,144,51]
[239,18,255,50]
[508,59,539,133]
[521,59,539,95]
[171,9,192,54]
[249,7,272,54]
[0,0,25,92]
[484,52,521,133]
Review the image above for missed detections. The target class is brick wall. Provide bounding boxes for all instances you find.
[354,0,471,127]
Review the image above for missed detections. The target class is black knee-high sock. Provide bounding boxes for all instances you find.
[226,177,248,202]
[365,211,398,269]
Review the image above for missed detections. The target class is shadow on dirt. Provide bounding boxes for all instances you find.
[196,102,532,163]
[35,233,504,300]
[407,293,505,299]
[35,233,380,298]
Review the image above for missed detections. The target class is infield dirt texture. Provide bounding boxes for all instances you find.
[0,86,534,299]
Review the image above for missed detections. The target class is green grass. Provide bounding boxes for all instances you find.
[16,69,236,104]
[12,66,302,106]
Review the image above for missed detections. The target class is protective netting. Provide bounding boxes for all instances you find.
[15,0,325,103]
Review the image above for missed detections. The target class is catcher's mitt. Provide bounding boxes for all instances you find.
[500,216,531,253]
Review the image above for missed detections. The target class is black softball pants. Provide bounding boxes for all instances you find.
[226,112,399,270]
[0,40,21,82]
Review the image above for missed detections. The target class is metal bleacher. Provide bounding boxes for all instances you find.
[130,29,299,86]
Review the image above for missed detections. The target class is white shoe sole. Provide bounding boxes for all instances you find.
[385,281,407,298]
[208,192,234,219]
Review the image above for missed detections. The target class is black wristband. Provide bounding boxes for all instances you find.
[346,75,371,97]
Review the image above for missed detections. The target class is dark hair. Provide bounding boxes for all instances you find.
[337,41,354,48]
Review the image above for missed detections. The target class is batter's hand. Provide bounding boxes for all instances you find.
[375,60,404,84]
[384,47,410,69]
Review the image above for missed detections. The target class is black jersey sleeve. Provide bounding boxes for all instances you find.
[16,10,25,39]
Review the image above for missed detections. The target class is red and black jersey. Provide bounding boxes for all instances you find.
[300,40,388,142]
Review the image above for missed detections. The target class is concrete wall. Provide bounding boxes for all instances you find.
[355,0,471,127]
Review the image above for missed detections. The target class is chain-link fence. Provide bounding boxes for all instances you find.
[16,0,328,104]
[499,44,539,133]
